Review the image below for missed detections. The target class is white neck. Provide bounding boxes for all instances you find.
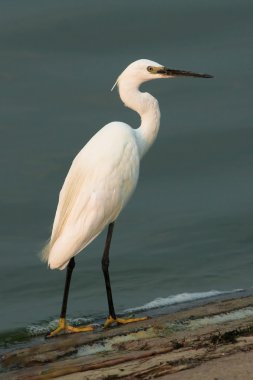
[118,80,160,158]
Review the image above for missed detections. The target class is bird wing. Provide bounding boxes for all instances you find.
[43,123,139,269]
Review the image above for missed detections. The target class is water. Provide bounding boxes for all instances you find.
[1,0,253,351]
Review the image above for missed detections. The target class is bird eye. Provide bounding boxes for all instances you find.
[147,66,153,72]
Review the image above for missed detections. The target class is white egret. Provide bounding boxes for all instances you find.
[42,59,212,337]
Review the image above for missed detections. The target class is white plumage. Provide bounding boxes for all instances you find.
[42,58,211,271]
[43,122,141,269]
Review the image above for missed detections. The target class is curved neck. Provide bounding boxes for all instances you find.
[118,81,160,158]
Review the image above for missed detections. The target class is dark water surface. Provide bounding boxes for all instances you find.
[1,0,253,349]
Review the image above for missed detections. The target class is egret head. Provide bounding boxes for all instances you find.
[112,59,213,90]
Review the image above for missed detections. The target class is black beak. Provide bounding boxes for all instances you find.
[158,67,213,79]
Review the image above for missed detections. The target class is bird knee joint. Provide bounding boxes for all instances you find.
[102,257,109,271]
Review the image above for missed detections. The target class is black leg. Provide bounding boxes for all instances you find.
[102,222,148,328]
[60,257,75,318]
[102,222,116,319]
[46,256,94,338]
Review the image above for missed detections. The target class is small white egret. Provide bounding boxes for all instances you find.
[43,59,212,337]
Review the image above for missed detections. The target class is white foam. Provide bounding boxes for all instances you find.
[125,289,243,313]
[189,307,253,329]
[76,329,155,357]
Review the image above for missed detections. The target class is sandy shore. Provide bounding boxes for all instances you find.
[2,296,253,379]
[162,351,253,380]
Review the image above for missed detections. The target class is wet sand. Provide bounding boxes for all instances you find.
[2,296,253,379]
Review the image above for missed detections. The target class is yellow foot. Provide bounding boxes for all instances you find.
[46,318,94,338]
[104,315,148,328]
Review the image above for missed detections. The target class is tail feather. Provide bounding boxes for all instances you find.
[41,240,51,263]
